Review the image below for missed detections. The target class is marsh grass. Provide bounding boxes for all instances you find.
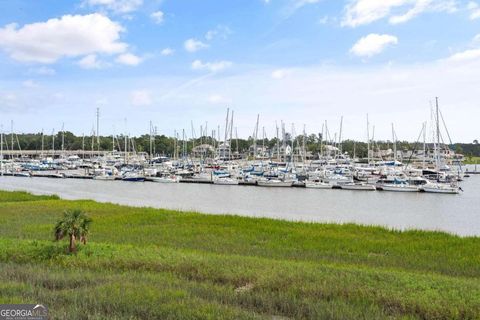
[0,191,479,319]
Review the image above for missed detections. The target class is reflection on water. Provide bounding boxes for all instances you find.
[0,175,479,236]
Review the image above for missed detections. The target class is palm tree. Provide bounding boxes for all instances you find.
[54,209,92,253]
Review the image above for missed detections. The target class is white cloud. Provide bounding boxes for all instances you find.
[130,89,152,106]
[184,38,209,52]
[208,94,231,104]
[0,14,127,64]
[116,53,142,66]
[161,48,174,56]
[22,79,39,88]
[342,0,457,27]
[473,33,480,45]
[78,54,103,69]
[84,0,143,13]
[150,11,164,24]
[447,49,480,61]
[191,60,232,72]
[468,1,480,19]
[350,34,398,57]
[30,66,56,76]
[446,33,480,61]
[205,25,231,41]
[271,69,292,79]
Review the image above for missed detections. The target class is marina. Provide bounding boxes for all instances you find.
[1,173,478,236]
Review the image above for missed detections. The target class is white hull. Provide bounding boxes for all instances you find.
[150,177,179,183]
[214,179,239,185]
[305,182,332,189]
[421,186,459,194]
[93,175,116,181]
[257,180,293,187]
[381,184,419,192]
[341,184,376,191]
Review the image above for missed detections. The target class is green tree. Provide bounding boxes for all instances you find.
[54,209,92,253]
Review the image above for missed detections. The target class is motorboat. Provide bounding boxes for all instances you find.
[122,172,145,182]
[381,183,419,192]
[341,183,376,191]
[213,177,239,185]
[93,174,116,181]
[420,183,460,194]
[257,179,293,187]
[150,176,179,183]
[305,181,332,189]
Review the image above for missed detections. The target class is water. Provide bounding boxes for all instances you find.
[0,175,479,236]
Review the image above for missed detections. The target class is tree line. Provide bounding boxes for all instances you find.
[2,132,479,158]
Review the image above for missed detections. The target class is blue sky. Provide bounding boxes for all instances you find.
[0,0,479,142]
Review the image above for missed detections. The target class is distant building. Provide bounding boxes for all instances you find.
[192,144,215,158]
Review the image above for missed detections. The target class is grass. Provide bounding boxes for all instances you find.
[0,191,479,319]
[464,156,480,165]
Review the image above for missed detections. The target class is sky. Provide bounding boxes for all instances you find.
[0,0,479,142]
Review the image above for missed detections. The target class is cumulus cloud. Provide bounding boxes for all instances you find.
[208,94,231,104]
[191,60,232,72]
[271,69,292,79]
[130,89,152,106]
[184,38,209,52]
[342,0,457,27]
[78,54,104,69]
[0,14,127,64]
[205,25,231,41]
[115,53,142,66]
[84,0,143,13]
[447,49,480,61]
[446,34,480,62]
[150,11,164,24]
[161,48,174,56]
[350,34,398,57]
[468,1,480,19]
[22,79,39,88]
[29,66,56,76]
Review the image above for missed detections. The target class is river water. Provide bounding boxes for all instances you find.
[0,174,479,236]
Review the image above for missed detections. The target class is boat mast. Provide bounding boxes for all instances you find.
[96,108,100,156]
[150,121,153,159]
[392,123,396,162]
[41,129,44,158]
[0,124,3,176]
[82,133,85,159]
[435,97,440,170]
[253,114,259,160]
[338,116,343,156]
[366,114,370,165]
[422,122,426,169]
[52,128,55,158]
[229,111,234,160]
[224,108,230,160]
[276,121,280,161]
[61,122,65,157]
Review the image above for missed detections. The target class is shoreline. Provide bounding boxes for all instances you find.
[0,190,479,319]
[0,183,476,238]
